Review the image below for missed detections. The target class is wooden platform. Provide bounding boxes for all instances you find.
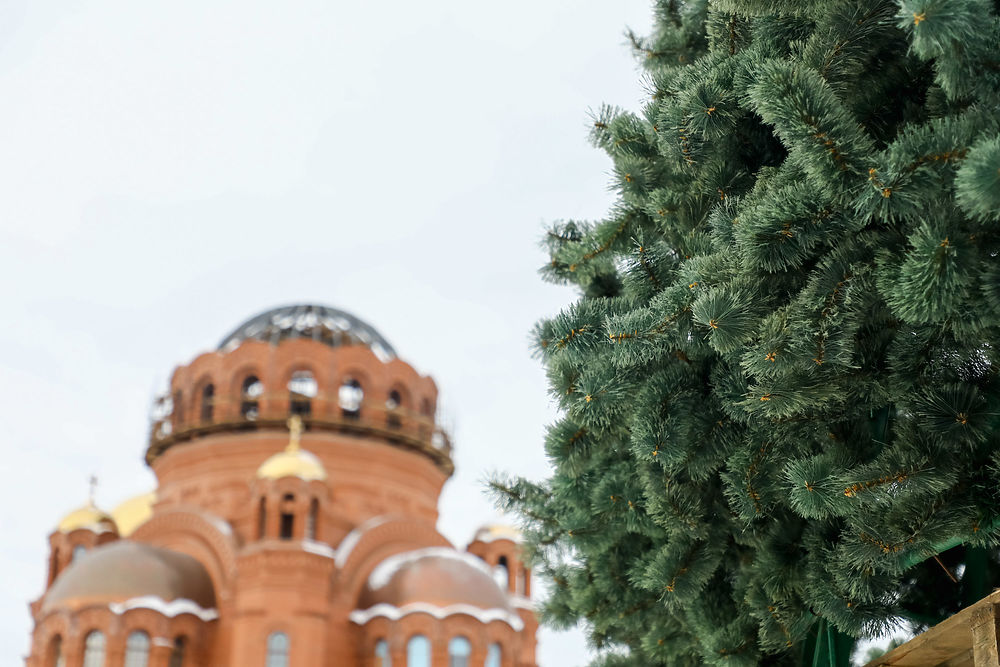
[865,590,1000,667]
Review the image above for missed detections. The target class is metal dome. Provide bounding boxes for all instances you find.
[217,304,396,360]
[43,541,216,614]
[358,547,512,611]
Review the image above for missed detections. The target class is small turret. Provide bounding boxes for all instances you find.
[46,477,119,589]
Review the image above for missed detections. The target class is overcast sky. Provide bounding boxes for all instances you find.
[0,2,654,663]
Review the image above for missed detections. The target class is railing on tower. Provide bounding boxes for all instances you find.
[147,391,453,472]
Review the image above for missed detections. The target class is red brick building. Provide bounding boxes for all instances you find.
[25,304,537,667]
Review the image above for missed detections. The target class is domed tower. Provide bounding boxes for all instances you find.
[43,487,120,591]
[26,304,537,667]
[467,525,538,667]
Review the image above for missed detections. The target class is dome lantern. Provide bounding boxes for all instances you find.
[55,476,117,534]
[56,504,116,534]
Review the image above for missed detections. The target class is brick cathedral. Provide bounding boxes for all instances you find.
[25,304,537,667]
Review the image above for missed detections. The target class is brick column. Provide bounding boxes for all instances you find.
[63,642,82,667]
[431,636,449,667]
[106,644,125,667]
[389,639,405,667]
[151,638,174,667]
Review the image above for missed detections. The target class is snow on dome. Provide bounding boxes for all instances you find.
[471,523,523,544]
[352,547,523,630]
[349,602,524,631]
[43,541,216,614]
[358,547,511,612]
[217,304,396,361]
[107,595,218,622]
[366,547,496,590]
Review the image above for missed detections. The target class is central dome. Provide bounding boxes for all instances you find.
[218,304,396,360]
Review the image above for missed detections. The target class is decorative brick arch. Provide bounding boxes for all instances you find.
[466,536,531,597]
[132,509,237,600]
[222,347,267,390]
[31,610,72,665]
[32,604,214,667]
[385,381,411,409]
[226,362,265,398]
[279,359,324,389]
[335,515,452,605]
[337,365,373,392]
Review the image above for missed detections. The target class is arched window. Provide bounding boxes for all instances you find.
[50,635,65,667]
[72,545,87,562]
[258,497,267,539]
[200,384,215,423]
[516,567,526,595]
[494,555,510,591]
[266,632,289,667]
[241,375,263,420]
[386,390,402,429]
[485,644,501,667]
[82,631,105,667]
[448,637,471,667]
[168,637,185,667]
[374,639,391,667]
[306,498,319,540]
[338,378,363,418]
[279,494,295,540]
[288,371,316,416]
[407,636,430,667]
[124,631,150,667]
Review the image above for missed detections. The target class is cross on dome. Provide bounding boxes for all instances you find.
[88,474,98,506]
[287,415,303,453]
[256,415,327,482]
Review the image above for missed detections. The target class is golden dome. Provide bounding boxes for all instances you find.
[472,523,522,544]
[56,503,116,534]
[110,492,156,537]
[256,416,327,482]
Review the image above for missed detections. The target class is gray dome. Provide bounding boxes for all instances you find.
[218,304,396,360]
[43,541,216,614]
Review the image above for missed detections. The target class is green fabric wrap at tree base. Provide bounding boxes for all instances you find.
[492,0,1000,664]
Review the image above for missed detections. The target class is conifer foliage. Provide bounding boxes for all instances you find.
[494,1,1000,664]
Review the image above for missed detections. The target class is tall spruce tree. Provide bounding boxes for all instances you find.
[494,1,1000,664]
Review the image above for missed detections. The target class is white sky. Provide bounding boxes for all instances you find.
[0,1,654,663]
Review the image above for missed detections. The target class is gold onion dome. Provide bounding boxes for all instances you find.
[111,492,156,537]
[473,524,523,544]
[257,416,327,482]
[56,502,116,534]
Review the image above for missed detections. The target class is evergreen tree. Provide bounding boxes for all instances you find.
[494,1,1000,664]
